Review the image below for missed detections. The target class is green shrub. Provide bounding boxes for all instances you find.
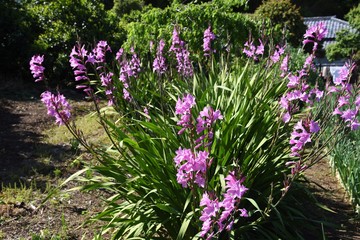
[0,0,37,77]
[326,3,360,63]
[121,3,258,57]
[25,0,124,83]
[254,0,306,46]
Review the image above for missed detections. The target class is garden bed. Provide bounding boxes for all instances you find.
[0,85,359,239]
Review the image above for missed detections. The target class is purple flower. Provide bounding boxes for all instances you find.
[175,94,196,134]
[255,39,264,55]
[309,88,324,102]
[287,74,300,88]
[69,44,92,93]
[333,107,342,116]
[341,109,357,123]
[203,26,216,56]
[174,47,193,78]
[116,48,141,101]
[333,62,355,86]
[338,95,350,107]
[243,40,256,58]
[195,106,223,147]
[169,27,193,77]
[280,55,289,77]
[153,39,167,75]
[30,55,45,82]
[169,27,184,52]
[41,91,71,125]
[174,148,208,188]
[93,40,111,63]
[199,193,220,238]
[100,72,115,106]
[129,47,141,78]
[243,39,264,60]
[282,112,291,123]
[175,94,196,115]
[303,55,315,69]
[196,106,223,134]
[303,22,327,48]
[199,172,248,238]
[289,120,311,156]
[270,45,285,63]
[218,171,248,231]
[309,120,320,133]
[286,160,307,175]
[123,88,132,102]
[116,48,124,61]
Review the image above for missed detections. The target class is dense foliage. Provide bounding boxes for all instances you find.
[120,2,257,56]
[326,3,360,63]
[25,0,122,83]
[0,0,37,76]
[254,0,306,46]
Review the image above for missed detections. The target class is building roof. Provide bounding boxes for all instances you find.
[304,16,356,47]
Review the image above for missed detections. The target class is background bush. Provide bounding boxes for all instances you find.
[326,3,360,64]
[0,0,37,78]
[25,0,125,84]
[120,2,258,57]
[254,0,306,46]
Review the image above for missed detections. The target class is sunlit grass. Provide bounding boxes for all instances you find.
[44,112,110,148]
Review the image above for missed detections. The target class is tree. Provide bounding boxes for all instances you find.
[326,3,360,63]
[0,0,36,77]
[254,0,306,46]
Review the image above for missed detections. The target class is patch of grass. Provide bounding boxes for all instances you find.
[0,230,5,239]
[0,182,37,204]
[44,113,110,147]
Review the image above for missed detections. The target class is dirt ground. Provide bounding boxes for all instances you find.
[0,83,359,239]
[0,84,106,239]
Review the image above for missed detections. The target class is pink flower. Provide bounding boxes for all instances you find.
[203,26,216,56]
[175,94,196,115]
[93,40,111,63]
[30,55,45,82]
[289,120,311,156]
[69,44,92,93]
[243,39,264,60]
[270,45,285,63]
[41,91,71,125]
[199,193,220,237]
[303,22,327,51]
[174,148,208,188]
[153,39,167,75]
[280,55,289,77]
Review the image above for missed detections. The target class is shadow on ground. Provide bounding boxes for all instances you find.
[0,87,78,189]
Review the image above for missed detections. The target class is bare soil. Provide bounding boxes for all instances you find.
[0,84,106,239]
[0,83,359,239]
[305,159,360,239]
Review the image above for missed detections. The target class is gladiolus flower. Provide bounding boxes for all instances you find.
[41,91,71,126]
[30,55,45,82]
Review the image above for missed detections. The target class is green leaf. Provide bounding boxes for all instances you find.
[176,211,194,240]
